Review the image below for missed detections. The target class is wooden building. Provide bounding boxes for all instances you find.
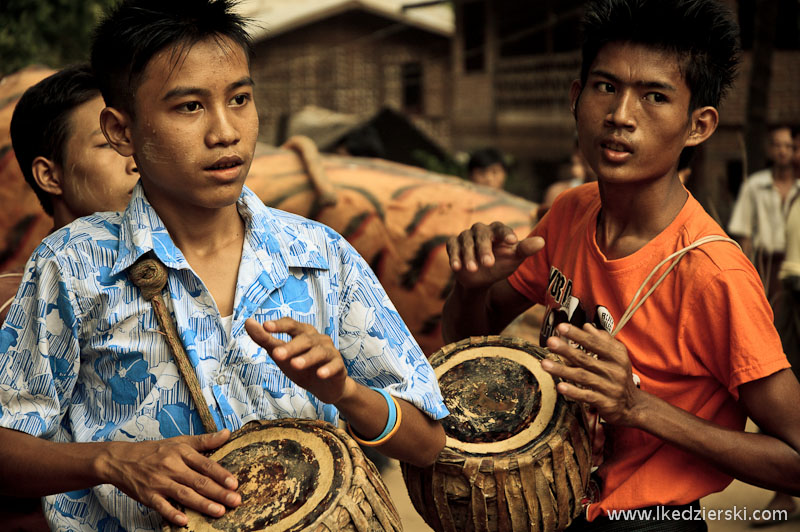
[240,0,454,152]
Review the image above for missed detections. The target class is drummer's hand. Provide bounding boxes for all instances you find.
[446,221,544,290]
[245,317,347,404]
[100,430,241,527]
[540,323,644,427]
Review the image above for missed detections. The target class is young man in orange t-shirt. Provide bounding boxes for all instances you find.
[443,0,800,529]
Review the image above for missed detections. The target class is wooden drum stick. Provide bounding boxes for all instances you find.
[129,253,218,434]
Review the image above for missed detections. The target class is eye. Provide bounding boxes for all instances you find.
[644,92,667,103]
[178,101,202,112]
[230,93,251,106]
[595,82,615,94]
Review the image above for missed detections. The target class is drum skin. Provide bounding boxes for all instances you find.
[402,336,592,532]
[0,66,538,355]
[163,419,401,532]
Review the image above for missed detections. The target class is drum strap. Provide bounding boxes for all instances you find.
[128,252,218,433]
[610,235,740,337]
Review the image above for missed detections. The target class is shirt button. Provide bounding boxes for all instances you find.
[216,375,227,385]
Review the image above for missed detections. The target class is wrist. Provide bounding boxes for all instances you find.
[92,441,121,485]
[624,387,655,428]
[335,376,360,407]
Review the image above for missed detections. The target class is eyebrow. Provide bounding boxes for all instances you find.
[162,76,255,101]
[590,69,677,92]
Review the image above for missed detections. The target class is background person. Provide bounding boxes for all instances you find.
[728,125,799,303]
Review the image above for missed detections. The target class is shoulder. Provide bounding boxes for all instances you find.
[744,169,774,189]
[676,204,760,295]
[30,213,123,275]
[544,182,599,221]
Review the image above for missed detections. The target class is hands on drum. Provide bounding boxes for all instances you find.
[541,322,643,427]
[446,221,544,289]
[100,430,241,527]
[245,317,349,404]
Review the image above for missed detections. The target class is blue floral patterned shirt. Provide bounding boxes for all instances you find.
[0,182,447,531]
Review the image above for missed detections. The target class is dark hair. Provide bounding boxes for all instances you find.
[91,0,253,116]
[10,64,100,215]
[468,148,506,173]
[579,0,740,111]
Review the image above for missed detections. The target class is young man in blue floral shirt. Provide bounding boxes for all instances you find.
[0,1,447,530]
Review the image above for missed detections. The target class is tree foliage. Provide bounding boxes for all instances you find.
[0,0,117,77]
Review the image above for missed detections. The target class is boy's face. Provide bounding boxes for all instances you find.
[767,127,793,169]
[61,95,139,220]
[124,36,257,215]
[469,163,507,189]
[571,42,709,186]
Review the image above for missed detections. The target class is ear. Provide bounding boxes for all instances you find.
[100,106,135,157]
[31,156,64,197]
[684,106,719,148]
[569,79,583,119]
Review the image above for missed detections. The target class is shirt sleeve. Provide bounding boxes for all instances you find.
[0,245,81,438]
[682,267,790,400]
[336,240,449,420]
[728,180,755,238]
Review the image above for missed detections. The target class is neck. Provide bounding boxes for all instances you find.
[148,194,246,258]
[773,165,795,183]
[596,174,688,260]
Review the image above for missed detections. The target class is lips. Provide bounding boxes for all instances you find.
[600,137,633,163]
[206,155,244,171]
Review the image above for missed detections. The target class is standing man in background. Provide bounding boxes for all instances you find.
[729,125,798,303]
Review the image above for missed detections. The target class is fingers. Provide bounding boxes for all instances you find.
[447,222,517,271]
[248,317,344,376]
[517,235,546,258]
[244,318,283,350]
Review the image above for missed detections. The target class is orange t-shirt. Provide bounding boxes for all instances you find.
[508,183,790,519]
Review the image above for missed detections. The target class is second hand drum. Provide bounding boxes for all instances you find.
[402,336,591,532]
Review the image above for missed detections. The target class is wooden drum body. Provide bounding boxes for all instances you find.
[164,419,401,532]
[402,336,591,532]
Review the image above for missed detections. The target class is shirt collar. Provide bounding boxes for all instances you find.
[111,181,329,276]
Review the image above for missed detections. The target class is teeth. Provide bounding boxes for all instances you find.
[605,143,626,152]
[211,162,237,169]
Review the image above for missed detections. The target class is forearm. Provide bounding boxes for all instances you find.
[441,283,494,344]
[630,390,800,494]
[335,378,445,467]
[0,427,106,497]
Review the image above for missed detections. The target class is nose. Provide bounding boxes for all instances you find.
[605,91,636,130]
[205,106,240,147]
[126,156,138,175]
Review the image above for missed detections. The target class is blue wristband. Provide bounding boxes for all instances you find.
[371,387,397,441]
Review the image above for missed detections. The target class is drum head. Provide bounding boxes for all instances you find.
[178,419,351,532]
[432,336,560,455]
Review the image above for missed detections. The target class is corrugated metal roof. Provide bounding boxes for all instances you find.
[236,0,454,41]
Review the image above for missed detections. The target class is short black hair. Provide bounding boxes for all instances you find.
[468,148,506,173]
[91,0,253,116]
[10,64,100,216]
[579,0,740,111]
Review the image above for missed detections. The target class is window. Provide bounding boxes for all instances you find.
[402,62,424,114]
[462,0,486,71]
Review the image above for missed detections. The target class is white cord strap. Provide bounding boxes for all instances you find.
[610,235,740,337]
